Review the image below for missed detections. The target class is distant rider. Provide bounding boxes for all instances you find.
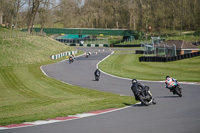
[94,69,101,77]
[71,54,75,60]
[165,76,179,91]
[69,55,74,62]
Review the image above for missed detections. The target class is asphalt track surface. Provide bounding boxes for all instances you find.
[2,47,200,133]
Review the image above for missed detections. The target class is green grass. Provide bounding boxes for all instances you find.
[0,36,75,67]
[99,50,200,82]
[0,26,9,32]
[0,65,133,125]
[0,31,135,126]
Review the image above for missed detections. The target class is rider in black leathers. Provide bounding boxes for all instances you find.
[94,69,101,77]
[131,80,145,101]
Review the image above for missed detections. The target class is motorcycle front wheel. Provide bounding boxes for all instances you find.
[175,86,182,97]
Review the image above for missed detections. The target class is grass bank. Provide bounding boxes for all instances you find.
[0,32,135,126]
[99,50,200,82]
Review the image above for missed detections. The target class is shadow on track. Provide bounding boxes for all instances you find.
[155,95,180,98]
[123,103,145,107]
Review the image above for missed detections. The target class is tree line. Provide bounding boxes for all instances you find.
[0,0,200,34]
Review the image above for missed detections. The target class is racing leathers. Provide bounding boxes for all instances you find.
[165,77,179,89]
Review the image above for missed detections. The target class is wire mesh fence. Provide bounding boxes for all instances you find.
[141,37,176,57]
[155,43,176,57]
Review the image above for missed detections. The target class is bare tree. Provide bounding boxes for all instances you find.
[26,0,42,33]
[38,0,52,33]
[1,0,200,32]
[14,0,26,28]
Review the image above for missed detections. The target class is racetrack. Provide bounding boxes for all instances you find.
[2,47,200,133]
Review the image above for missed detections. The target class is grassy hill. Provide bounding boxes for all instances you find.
[0,28,135,126]
[0,36,75,67]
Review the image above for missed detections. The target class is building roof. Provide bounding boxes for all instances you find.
[158,40,199,50]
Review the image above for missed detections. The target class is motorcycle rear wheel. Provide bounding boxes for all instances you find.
[152,98,156,104]
[138,95,151,106]
[95,76,99,81]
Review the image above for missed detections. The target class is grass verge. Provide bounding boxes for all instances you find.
[99,50,200,82]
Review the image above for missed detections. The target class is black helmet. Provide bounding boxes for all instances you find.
[132,79,137,84]
[166,76,170,79]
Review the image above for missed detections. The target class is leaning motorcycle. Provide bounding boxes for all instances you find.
[169,82,182,97]
[95,75,100,81]
[131,79,156,106]
[95,72,100,81]
[86,53,89,58]
[69,57,74,64]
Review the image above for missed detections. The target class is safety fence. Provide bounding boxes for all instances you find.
[50,49,77,60]
[56,38,108,44]
[0,31,46,39]
[66,43,110,47]
[139,51,200,62]
[55,38,110,47]
[30,28,133,36]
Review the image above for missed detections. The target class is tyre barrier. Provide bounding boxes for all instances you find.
[135,50,144,54]
[139,51,200,62]
[113,44,141,47]
[135,50,155,54]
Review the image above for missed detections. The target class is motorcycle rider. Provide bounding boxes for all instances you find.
[71,54,75,60]
[86,53,89,58]
[131,79,144,101]
[69,55,74,63]
[165,76,179,91]
[94,69,100,77]
[131,79,156,105]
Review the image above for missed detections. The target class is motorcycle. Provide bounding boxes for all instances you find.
[69,57,74,64]
[86,52,91,58]
[94,69,100,81]
[131,79,156,106]
[169,81,182,97]
[86,53,89,58]
[95,75,100,81]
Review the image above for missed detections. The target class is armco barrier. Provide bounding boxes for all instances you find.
[66,43,110,47]
[50,49,77,60]
[66,43,139,47]
[139,51,200,62]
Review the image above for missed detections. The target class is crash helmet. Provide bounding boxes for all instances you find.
[166,76,170,80]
